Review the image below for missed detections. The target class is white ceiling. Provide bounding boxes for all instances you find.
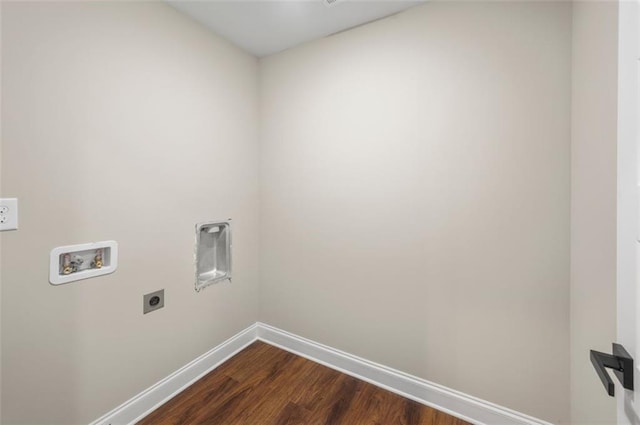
[167,0,425,57]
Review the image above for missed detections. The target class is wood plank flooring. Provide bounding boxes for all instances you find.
[137,341,470,425]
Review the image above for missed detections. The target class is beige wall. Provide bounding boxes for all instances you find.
[0,3,3,421]
[570,2,618,424]
[259,2,572,423]
[0,2,259,424]
[3,2,616,424]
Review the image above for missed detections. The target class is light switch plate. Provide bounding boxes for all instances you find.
[0,198,18,231]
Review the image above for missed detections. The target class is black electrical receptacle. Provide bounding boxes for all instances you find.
[143,289,164,314]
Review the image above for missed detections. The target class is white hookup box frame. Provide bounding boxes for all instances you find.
[49,240,118,285]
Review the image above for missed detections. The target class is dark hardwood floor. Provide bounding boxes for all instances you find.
[137,341,470,425]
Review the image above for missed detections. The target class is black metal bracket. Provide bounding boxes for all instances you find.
[590,343,634,397]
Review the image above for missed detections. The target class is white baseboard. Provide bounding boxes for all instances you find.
[91,322,553,425]
[256,323,553,425]
[89,323,258,425]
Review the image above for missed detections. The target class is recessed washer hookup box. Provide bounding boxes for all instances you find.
[49,241,118,285]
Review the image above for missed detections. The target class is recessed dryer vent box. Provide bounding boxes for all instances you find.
[50,241,118,285]
[195,221,231,291]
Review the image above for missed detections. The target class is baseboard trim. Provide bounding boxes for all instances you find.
[91,322,553,425]
[89,323,258,425]
[256,322,553,425]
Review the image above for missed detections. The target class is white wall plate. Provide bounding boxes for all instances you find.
[0,198,19,231]
[49,241,118,285]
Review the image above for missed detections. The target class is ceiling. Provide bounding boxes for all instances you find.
[167,0,425,57]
